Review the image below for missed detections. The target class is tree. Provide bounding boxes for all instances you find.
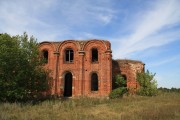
[0,33,51,102]
[109,74,127,99]
[137,70,158,96]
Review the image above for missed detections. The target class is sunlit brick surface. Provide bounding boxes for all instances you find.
[39,40,144,97]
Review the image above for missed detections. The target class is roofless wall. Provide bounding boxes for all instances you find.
[39,40,144,97]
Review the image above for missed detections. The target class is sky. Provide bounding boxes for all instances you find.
[0,0,180,88]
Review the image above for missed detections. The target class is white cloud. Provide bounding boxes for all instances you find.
[0,0,116,41]
[55,0,115,25]
[98,14,113,24]
[0,0,58,40]
[113,0,180,59]
[148,56,180,68]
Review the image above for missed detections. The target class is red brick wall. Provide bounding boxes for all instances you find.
[39,40,145,97]
[112,60,145,93]
[39,40,112,97]
[39,42,57,94]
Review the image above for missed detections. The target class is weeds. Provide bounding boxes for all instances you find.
[0,92,179,120]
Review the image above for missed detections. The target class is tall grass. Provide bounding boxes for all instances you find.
[0,92,179,120]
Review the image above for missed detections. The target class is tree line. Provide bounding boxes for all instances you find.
[158,87,180,93]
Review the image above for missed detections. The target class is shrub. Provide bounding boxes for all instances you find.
[110,74,127,99]
[109,87,127,99]
[115,74,126,87]
[137,70,158,96]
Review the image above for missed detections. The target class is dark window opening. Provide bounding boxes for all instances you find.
[122,75,127,87]
[42,50,48,63]
[92,48,98,62]
[65,49,74,63]
[64,72,72,97]
[91,73,98,91]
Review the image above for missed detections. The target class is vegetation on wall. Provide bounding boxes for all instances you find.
[0,33,51,102]
[110,69,158,98]
[114,74,127,88]
[136,70,158,96]
[109,75,127,99]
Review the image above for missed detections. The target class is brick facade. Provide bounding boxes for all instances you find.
[39,40,144,97]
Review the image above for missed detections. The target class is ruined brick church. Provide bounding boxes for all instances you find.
[39,40,144,97]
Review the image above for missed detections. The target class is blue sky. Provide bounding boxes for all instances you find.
[0,0,180,88]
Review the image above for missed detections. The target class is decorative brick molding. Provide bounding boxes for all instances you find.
[39,40,144,97]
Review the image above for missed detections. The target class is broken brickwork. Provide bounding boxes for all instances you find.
[39,40,144,97]
[112,60,145,93]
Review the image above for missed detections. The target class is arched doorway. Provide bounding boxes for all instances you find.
[64,72,72,97]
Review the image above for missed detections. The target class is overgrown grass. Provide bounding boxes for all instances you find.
[0,92,179,120]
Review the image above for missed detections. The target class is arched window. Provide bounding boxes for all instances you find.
[122,75,127,87]
[42,50,48,63]
[91,73,98,91]
[92,48,98,62]
[65,49,74,63]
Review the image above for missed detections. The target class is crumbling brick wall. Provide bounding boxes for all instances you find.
[39,40,145,97]
[112,59,145,93]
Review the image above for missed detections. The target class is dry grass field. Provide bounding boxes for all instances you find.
[0,92,179,120]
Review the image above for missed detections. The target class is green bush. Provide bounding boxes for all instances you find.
[137,70,158,96]
[115,74,126,87]
[110,74,127,99]
[109,87,127,99]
